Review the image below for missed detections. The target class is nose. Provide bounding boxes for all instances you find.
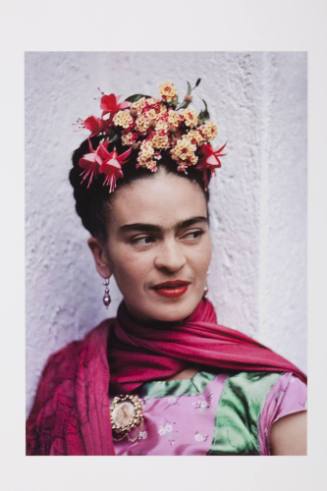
[153,239,186,273]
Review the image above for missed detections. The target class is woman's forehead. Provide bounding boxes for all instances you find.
[109,172,207,227]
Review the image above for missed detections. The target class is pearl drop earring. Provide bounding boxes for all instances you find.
[103,277,111,308]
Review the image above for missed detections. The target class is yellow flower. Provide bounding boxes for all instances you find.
[182,109,198,128]
[160,81,177,102]
[137,140,161,172]
[145,108,158,123]
[113,110,133,129]
[155,119,169,132]
[121,132,137,146]
[189,153,198,165]
[199,121,218,140]
[136,158,158,172]
[185,129,205,146]
[130,97,147,116]
[167,110,182,130]
[170,136,197,162]
[139,141,155,160]
[158,104,168,117]
[151,132,170,150]
[135,114,152,133]
[175,152,198,171]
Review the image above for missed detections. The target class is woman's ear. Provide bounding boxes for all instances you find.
[87,236,112,279]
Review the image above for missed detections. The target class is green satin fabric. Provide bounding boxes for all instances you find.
[140,371,215,398]
[208,371,281,455]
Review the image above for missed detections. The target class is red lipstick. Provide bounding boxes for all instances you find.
[152,280,190,298]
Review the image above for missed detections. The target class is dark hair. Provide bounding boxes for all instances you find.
[69,136,210,241]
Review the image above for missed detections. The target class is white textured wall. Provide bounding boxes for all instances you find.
[25,52,307,414]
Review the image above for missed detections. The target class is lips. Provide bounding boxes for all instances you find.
[153,280,190,289]
[152,280,191,299]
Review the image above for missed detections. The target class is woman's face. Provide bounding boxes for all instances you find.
[90,168,212,322]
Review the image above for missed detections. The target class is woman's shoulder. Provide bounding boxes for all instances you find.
[26,318,113,454]
[209,369,307,431]
[222,370,307,409]
[29,319,112,412]
[224,369,306,389]
[43,319,110,372]
[208,370,307,455]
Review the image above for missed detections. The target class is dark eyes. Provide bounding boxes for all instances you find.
[129,230,205,246]
[130,236,156,245]
[182,230,205,241]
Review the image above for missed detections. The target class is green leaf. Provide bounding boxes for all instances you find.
[107,126,117,138]
[202,98,209,112]
[186,81,192,96]
[108,133,118,145]
[176,100,188,111]
[198,98,210,122]
[124,94,151,103]
[195,77,201,88]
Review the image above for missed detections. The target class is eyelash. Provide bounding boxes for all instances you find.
[129,230,205,246]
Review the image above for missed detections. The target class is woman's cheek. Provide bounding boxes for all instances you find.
[113,249,152,282]
[191,242,211,270]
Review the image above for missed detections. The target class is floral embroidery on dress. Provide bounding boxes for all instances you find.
[192,392,213,411]
[158,422,174,436]
[137,430,148,440]
[194,431,208,442]
[192,399,210,410]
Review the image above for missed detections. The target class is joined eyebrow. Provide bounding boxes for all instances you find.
[119,216,208,234]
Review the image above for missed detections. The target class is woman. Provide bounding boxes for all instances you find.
[26,80,307,456]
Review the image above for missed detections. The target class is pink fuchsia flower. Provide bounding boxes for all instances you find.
[100,93,130,116]
[198,143,226,171]
[82,115,107,136]
[99,146,132,193]
[79,139,110,189]
[197,142,227,186]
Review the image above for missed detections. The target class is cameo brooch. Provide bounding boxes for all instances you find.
[110,394,144,442]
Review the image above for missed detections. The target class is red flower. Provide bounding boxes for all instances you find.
[83,116,106,136]
[79,140,110,189]
[100,93,130,116]
[197,142,226,186]
[99,147,132,193]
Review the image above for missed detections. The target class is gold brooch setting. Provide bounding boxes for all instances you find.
[110,394,144,442]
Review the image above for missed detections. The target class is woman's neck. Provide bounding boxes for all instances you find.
[166,367,198,381]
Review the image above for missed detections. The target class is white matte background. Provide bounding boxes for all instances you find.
[25,51,307,414]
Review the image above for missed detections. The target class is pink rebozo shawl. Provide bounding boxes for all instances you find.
[26,298,306,455]
[109,298,306,392]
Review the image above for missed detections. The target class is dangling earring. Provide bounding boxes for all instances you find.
[103,277,111,308]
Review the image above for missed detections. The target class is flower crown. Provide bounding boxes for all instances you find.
[77,79,226,193]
